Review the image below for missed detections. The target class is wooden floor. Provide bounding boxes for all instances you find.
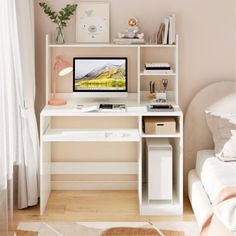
[9,190,195,233]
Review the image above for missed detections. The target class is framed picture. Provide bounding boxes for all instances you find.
[76,1,110,43]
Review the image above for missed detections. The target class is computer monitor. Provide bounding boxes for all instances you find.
[73,57,128,98]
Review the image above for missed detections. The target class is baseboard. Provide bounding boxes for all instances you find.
[51,180,138,190]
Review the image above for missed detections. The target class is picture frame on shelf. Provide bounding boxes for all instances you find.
[76,1,110,43]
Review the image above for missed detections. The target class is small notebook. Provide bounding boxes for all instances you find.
[147,104,174,112]
[99,104,126,112]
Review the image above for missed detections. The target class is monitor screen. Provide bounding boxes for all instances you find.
[73,57,127,93]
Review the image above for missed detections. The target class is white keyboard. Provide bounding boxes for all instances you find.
[105,132,127,138]
[61,131,128,138]
[61,131,106,138]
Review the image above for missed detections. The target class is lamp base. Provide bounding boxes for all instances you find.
[48,99,67,106]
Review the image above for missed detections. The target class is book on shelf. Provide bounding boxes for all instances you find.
[145,62,171,70]
[144,62,173,74]
[147,103,174,112]
[113,38,145,44]
[171,14,176,44]
[156,23,165,44]
[168,14,176,44]
[158,13,176,45]
[163,17,169,44]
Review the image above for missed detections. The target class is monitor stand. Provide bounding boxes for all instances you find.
[78,97,114,104]
[91,97,112,103]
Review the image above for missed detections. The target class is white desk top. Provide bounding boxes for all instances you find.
[41,104,182,117]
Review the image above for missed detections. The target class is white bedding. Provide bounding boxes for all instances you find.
[196,150,236,203]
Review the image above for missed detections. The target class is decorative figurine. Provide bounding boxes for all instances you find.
[118,17,144,39]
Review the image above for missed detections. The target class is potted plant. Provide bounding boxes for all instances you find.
[39,2,77,44]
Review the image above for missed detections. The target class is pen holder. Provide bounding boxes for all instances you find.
[148,93,156,99]
[155,92,167,103]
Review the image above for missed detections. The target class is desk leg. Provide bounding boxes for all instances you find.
[40,116,51,215]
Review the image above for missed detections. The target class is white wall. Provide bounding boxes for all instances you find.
[34,0,236,191]
[34,0,236,116]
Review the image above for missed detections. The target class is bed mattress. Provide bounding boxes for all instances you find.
[196,150,236,203]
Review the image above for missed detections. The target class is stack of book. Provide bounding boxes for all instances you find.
[113,38,145,44]
[156,14,176,45]
[147,103,174,112]
[99,103,126,112]
[144,62,173,74]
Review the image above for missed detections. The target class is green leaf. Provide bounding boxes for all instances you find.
[39,2,77,26]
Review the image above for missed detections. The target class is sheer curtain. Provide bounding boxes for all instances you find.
[0,0,39,222]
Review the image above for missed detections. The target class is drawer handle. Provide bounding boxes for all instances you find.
[156,123,164,126]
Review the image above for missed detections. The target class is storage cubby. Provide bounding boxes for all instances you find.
[139,110,183,215]
[139,37,179,105]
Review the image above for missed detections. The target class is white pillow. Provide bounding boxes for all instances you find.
[205,111,236,161]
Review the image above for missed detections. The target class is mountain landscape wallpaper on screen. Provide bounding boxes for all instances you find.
[74,60,126,90]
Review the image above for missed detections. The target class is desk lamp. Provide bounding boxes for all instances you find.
[48,56,72,105]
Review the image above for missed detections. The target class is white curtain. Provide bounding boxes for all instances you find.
[0,0,39,211]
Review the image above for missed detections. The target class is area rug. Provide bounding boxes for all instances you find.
[16,221,199,236]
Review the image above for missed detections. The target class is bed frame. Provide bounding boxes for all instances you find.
[184,80,236,226]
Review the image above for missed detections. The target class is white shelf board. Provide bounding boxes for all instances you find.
[51,180,137,190]
[140,44,176,48]
[48,43,140,48]
[43,128,140,142]
[51,162,138,175]
[41,107,146,116]
[142,132,181,138]
[140,185,182,215]
[48,44,176,48]
[40,105,182,117]
[140,72,176,76]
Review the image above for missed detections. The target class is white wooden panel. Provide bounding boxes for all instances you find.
[48,42,176,48]
[43,129,140,142]
[51,162,138,175]
[40,142,51,215]
[138,116,142,207]
[175,35,179,104]
[40,116,51,216]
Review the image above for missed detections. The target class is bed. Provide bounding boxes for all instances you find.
[184,81,236,234]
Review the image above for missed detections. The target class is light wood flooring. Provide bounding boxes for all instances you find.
[9,190,196,234]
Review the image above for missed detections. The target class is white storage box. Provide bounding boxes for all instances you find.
[146,138,172,201]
